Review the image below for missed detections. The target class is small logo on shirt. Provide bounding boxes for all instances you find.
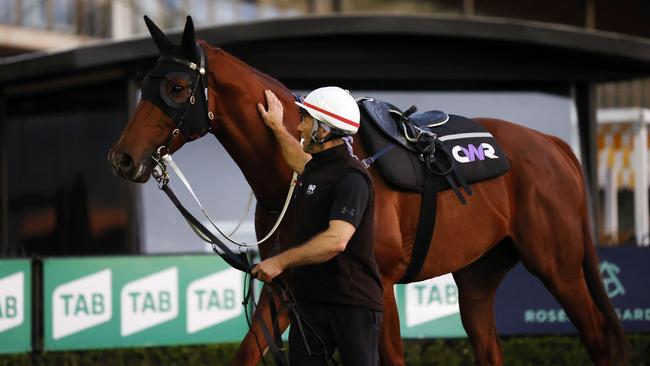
[306,184,317,195]
[341,206,356,216]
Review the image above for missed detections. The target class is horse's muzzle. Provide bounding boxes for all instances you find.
[108,150,151,183]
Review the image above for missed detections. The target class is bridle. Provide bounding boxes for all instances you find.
[155,45,214,153]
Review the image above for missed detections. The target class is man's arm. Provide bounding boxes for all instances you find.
[251,220,356,283]
[257,89,311,174]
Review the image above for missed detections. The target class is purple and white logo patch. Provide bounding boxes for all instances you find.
[452,143,499,163]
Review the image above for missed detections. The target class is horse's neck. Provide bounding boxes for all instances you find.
[204,45,299,205]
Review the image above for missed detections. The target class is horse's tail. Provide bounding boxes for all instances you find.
[550,136,629,364]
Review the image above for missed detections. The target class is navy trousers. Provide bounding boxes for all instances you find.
[288,300,382,366]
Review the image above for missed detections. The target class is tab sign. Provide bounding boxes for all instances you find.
[0,272,24,333]
[187,269,243,334]
[121,267,179,336]
[405,273,459,327]
[52,269,112,339]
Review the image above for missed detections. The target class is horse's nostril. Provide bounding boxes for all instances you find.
[111,151,134,171]
[118,153,133,168]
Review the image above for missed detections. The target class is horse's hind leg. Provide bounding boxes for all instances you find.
[518,239,613,365]
[514,201,613,364]
[540,271,611,365]
[453,239,518,366]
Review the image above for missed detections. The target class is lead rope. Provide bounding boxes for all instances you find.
[229,190,254,236]
[152,152,298,248]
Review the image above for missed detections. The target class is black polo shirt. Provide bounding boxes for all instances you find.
[291,144,383,311]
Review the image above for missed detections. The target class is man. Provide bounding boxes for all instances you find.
[252,87,383,365]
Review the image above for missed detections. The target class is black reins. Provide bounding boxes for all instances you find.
[154,167,335,366]
[150,47,336,366]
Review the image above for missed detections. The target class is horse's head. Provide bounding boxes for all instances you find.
[109,16,212,182]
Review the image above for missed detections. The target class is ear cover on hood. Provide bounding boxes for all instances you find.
[144,15,173,53]
[180,16,199,63]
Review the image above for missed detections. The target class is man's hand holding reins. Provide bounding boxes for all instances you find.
[251,256,285,283]
[251,220,355,284]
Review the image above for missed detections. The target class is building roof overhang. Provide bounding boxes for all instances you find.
[1,15,649,87]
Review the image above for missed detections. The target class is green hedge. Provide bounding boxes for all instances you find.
[403,334,650,366]
[1,334,648,365]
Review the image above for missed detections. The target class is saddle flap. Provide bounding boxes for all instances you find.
[359,98,410,148]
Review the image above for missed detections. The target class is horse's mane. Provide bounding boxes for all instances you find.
[202,40,294,98]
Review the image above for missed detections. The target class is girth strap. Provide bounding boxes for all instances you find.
[398,168,440,284]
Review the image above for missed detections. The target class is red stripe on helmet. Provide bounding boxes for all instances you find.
[301,101,359,128]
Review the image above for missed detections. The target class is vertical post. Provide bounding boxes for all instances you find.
[578,0,596,29]
[207,0,215,24]
[0,92,7,255]
[462,0,475,15]
[308,0,329,14]
[585,0,596,29]
[75,0,84,35]
[603,165,618,244]
[46,0,53,30]
[332,0,343,12]
[633,110,649,246]
[574,82,601,243]
[31,259,43,353]
[110,0,134,40]
[15,0,22,25]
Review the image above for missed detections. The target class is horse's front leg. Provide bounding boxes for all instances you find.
[230,282,291,366]
[231,208,294,365]
[379,281,406,366]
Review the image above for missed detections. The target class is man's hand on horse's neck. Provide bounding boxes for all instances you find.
[258,89,311,174]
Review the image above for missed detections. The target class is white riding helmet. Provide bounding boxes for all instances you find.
[295,86,360,135]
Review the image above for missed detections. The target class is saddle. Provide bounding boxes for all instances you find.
[363,99,450,152]
[357,98,510,284]
[358,97,509,198]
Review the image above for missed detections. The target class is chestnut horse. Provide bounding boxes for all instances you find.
[108,17,626,365]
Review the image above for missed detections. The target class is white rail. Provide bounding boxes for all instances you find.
[596,108,649,246]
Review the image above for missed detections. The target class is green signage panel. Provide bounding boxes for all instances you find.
[44,255,248,351]
[42,254,466,351]
[0,259,32,354]
[396,274,466,338]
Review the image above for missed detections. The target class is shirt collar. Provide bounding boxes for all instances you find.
[307,144,349,169]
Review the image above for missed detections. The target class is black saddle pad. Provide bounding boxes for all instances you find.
[358,98,510,193]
